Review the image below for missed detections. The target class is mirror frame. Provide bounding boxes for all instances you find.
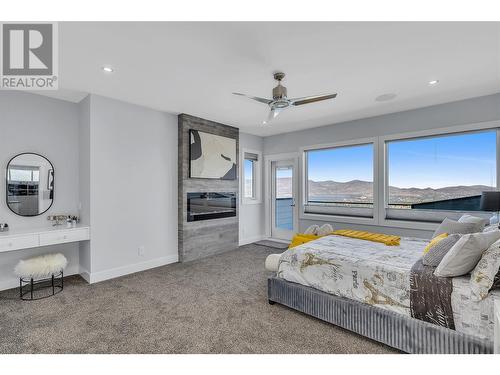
[5,152,55,217]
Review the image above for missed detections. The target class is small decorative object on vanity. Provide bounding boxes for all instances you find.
[47,214,78,226]
[480,191,500,228]
[0,223,9,232]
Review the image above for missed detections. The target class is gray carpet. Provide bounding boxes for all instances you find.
[0,244,397,354]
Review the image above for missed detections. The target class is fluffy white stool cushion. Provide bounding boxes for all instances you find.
[15,253,67,279]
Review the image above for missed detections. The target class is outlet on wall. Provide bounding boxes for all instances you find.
[138,245,145,257]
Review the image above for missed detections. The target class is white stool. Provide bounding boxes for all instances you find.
[14,253,67,300]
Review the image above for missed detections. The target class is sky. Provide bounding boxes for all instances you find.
[308,131,496,189]
[308,144,374,182]
[244,159,253,180]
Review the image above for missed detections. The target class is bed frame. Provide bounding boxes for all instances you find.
[268,276,495,354]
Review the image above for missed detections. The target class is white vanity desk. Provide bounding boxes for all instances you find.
[0,225,90,253]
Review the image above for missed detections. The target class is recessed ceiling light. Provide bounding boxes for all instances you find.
[428,79,439,86]
[375,93,397,102]
[102,66,114,73]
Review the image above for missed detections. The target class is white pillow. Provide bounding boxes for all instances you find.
[317,223,334,237]
[483,225,498,233]
[304,225,319,235]
[458,214,488,232]
[434,230,500,277]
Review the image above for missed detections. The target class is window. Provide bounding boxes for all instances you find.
[386,130,496,221]
[305,143,374,217]
[244,158,255,198]
[8,166,40,182]
[242,150,261,204]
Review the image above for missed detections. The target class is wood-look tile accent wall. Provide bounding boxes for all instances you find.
[178,114,239,262]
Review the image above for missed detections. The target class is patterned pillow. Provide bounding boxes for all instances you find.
[422,234,461,267]
[432,218,478,238]
[423,233,448,254]
[470,239,500,301]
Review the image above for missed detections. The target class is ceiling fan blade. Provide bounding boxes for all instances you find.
[233,92,273,105]
[291,93,337,106]
[263,107,282,125]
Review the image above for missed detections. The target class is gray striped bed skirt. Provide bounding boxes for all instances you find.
[268,277,493,354]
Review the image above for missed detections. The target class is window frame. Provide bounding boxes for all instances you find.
[379,121,500,230]
[298,120,500,230]
[241,148,262,205]
[301,137,379,225]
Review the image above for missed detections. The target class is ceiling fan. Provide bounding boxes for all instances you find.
[233,72,337,125]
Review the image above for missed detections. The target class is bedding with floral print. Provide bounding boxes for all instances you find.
[470,239,500,301]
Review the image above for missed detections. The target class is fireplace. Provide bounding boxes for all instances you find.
[187,192,237,222]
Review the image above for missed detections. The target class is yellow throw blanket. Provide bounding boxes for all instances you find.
[289,233,320,249]
[332,229,400,246]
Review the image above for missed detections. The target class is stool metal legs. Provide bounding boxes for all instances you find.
[19,271,64,301]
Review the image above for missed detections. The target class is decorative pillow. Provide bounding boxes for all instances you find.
[483,225,498,233]
[422,234,461,267]
[432,218,478,239]
[434,230,500,277]
[423,233,448,254]
[289,233,319,249]
[458,214,488,232]
[470,239,500,301]
[304,225,320,235]
[317,223,334,237]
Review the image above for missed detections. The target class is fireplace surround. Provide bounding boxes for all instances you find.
[178,114,239,262]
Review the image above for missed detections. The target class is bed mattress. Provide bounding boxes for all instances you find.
[276,234,498,342]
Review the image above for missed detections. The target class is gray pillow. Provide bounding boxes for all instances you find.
[458,214,488,232]
[434,230,500,277]
[422,234,461,267]
[433,218,478,238]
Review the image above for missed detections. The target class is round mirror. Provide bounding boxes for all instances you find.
[6,153,54,217]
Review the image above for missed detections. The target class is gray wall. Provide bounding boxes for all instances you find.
[87,95,178,275]
[0,91,81,289]
[263,93,500,238]
[178,114,239,262]
[78,95,91,273]
[239,132,265,244]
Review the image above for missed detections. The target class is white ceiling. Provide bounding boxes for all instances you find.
[48,22,500,136]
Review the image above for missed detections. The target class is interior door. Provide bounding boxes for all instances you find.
[271,160,297,241]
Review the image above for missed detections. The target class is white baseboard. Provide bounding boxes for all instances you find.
[0,263,80,292]
[239,235,265,246]
[84,254,178,284]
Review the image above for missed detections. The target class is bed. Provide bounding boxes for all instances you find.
[266,234,500,354]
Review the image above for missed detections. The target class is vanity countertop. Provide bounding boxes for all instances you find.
[0,225,90,253]
[0,224,90,237]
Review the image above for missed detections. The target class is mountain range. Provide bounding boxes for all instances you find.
[275,177,494,205]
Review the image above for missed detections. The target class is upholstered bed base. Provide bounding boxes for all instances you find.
[267,276,493,354]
